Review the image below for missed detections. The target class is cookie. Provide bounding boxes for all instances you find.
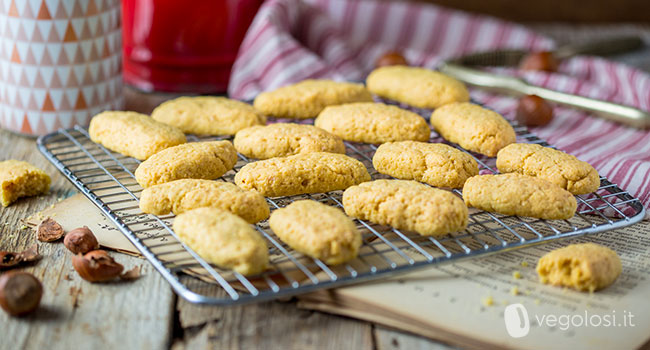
[88,111,186,160]
[253,79,373,119]
[537,243,621,292]
[173,207,269,276]
[234,123,345,159]
[373,141,478,188]
[135,141,237,188]
[462,174,577,220]
[496,143,600,195]
[235,152,371,197]
[342,179,468,237]
[0,160,51,207]
[366,66,469,109]
[430,102,516,157]
[269,200,362,265]
[151,96,266,136]
[139,179,269,223]
[314,103,430,144]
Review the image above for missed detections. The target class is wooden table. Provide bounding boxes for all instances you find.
[1,24,648,350]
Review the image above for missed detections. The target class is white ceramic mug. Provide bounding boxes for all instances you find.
[0,0,123,136]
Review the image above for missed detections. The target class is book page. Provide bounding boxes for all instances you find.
[298,221,650,350]
[26,194,141,254]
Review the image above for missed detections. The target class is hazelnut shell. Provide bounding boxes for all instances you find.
[72,250,124,283]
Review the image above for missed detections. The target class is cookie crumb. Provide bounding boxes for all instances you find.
[482,296,494,307]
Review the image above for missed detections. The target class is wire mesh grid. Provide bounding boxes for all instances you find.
[36,115,645,305]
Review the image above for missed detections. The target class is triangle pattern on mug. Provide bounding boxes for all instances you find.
[0,0,123,136]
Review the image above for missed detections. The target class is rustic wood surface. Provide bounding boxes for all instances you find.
[0,25,648,350]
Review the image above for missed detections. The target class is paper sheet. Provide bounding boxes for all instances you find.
[26,194,140,255]
[298,221,650,349]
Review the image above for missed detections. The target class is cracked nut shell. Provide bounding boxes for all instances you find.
[72,250,124,282]
[36,217,64,242]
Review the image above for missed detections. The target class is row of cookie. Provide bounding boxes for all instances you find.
[233,139,599,225]
[88,65,474,159]
[165,178,466,276]
[235,139,598,220]
[239,100,516,160]
[89,84,506,164]
[374,140,599,220]
[253,65,470,119]
[172,192,624,294]
[374,141,600,194]
[87,65,470,159]
[88,99,513,165]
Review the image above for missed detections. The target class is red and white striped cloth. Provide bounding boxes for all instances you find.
[229,0,650,218]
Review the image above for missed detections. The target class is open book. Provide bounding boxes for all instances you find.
[298,221,650,349]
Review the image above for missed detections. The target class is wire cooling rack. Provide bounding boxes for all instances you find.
[37,113,645,305]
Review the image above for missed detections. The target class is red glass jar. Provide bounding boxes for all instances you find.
[121,0,263,93]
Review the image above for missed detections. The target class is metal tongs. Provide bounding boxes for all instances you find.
[439,36,650,128]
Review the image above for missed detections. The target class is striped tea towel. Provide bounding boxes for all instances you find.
[229,0,650,218]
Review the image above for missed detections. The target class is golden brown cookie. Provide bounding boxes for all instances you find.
[373,141,478,188]
[0,160,51,207]
[342,179,468,237]
[139,179,269,223]
[496,143,600,195]
[314,102,430,144]
[88,111,186,160]
[233,123,345,159]
[269,200,362,265]
[366,66,469,109]
[430,102,516,157]
[536,243,621,292]
[462,174,577,220]
[173,207,269,276]
[235,152,370,197]
[253,79,373,119]
[151,96,266,136]
[135,141,237,188]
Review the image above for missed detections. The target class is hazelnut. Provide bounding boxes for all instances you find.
[36,217,64,242]
[64,226,99,254]
[0,245,40,270]
[375,51,408,68]
[519,51,559,72]
[0,271,43,316]
[516,95,554,127]
[72,250,124,282]
[0,252,20,269]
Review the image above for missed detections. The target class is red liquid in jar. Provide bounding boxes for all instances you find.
[122,0,262,93]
